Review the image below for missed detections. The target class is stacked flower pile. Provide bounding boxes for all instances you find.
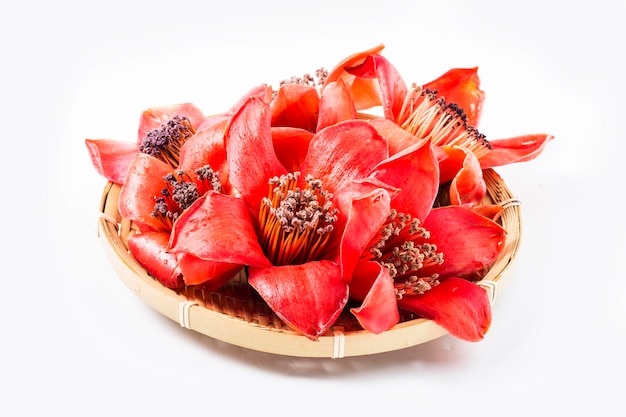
[86,45,553,342]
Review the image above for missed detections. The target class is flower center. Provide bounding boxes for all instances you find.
[258,172,338,266]
[397,85,491,159]
[364,209,444,298]
[139,115,195,167]
[151,165,222,229]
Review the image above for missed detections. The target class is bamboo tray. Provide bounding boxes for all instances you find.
[97,168,521,358]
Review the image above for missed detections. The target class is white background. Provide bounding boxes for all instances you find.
[3,0,625,415]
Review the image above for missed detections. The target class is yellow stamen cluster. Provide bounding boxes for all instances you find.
[258,172,338,266]
[397,85,491,159]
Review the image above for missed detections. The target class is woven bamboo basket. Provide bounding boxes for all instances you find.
[97,168,521,358]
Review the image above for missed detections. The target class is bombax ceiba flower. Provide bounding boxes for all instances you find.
[86,45,552,343]
[322,44,554,208]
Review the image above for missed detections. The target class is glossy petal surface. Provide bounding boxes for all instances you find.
[298,120,388,196]
[369,139,439,221]
[169,192,271,267]
[249,260,348,340]
[420,206,506,278]
[128,231,181,289]
[225,95,287,218]
[350,261,399,333]
[85,139,138,184]
[317,79,357,131]
[479,134,555,168]
[271,84,320,132]
[118,154,173,232]
[423,68,485,127]
[397,277,491,341]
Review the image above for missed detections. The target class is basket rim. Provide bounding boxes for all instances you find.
[97,168,521,358]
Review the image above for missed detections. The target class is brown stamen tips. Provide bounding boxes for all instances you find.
[195,165,223,193]
[394,274,441,299]
[366,210,444,283]
[279,67,329,88]
[259,172,338,266]
[151,169,207,229]
[139,115,195,168]
[399,86,491,159]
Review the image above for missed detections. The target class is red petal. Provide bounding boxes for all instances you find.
[370,139,439,221]
[479,134,555,168]
[225,85,272,115]
[118,153,173,232]
[85,139,137,184]
[127,231,182,289]
[397,277,492,341]
[368,118,420,156]
[169,192,271,267]
[335,182,392,279]
[178,118,231,194]
[420,206,507,278]
[473,204,506,222]
[271,127,314,173]
[137,103,205,144]
[324,44,386,111]
[299,120,388,195]
[440,146,486,207]
[226,95,288,218]
[317,79,357,131]
[248,261,348,340]
[345,54,408,122]
[176,252,243,289]
[350,261,399,333]
[423,68,485,127]
[271,84,320,132]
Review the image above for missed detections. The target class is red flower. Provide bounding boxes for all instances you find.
[167,87,441,340]
[87,46,551,345]
[85,103,206,184]
[117,113,236,289]
[323,44,554,207]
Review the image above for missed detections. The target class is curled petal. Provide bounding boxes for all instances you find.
[248,261,348,341]
[119,153,174,232]
[299,120,388,196]
[370,139,439,221]
[479,134,555,168]
[472,204,506,223]
[226,94,288,217]
[226,85,272,115]
[85,139,137,184]
[323,44,386,111]
[137,103,205,144]
[345,54,408,122]
[335,182,392,279]
[169,192,271,267]
[317,79,357,131]
[178,118,230,194]
[271,127,314,173]
[397,277,492,342]
[423,68,485,127]
[350,261,399,334]
[127,231,182,289]
[440,146,486,207]
[176,253,243,289]
[271,84,320,132]
[420,206,507,279]
[368,118,420,156]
